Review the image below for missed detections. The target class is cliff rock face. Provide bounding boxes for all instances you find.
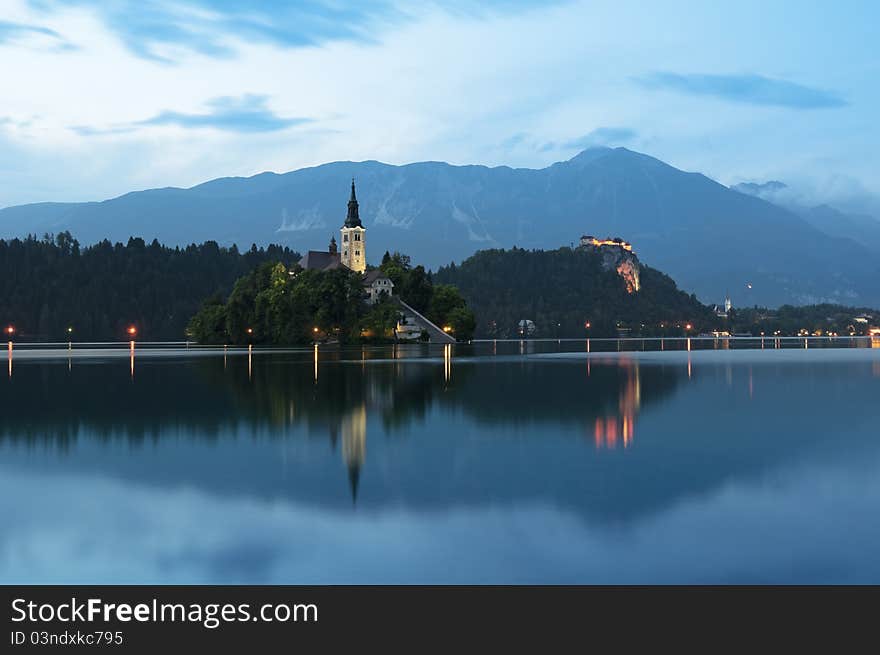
[584,244,641,293]
[615,256,641,294]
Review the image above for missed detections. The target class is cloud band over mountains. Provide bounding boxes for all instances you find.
[635,72,846,109]
[71,95,311,136]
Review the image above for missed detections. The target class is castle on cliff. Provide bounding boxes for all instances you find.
[578,233,641,293]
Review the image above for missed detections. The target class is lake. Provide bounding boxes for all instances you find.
[2,339,880,583]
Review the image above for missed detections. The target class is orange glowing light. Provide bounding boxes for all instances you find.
[126,326,137,336]
[4,326,13,335]
[313,327,319,333]
[685,323,693,331]
[584,321,591,329]
[246,327,254,335]
[581,236,634,252]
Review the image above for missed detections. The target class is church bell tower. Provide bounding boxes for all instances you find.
[340,179,366,273]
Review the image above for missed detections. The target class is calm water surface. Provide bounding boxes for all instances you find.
[2,341,880,583]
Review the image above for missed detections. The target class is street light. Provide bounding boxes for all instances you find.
[4,325,14,337]
[127,326,137,337]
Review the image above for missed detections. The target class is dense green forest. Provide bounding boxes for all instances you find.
[4,234,874,343]
[434,246,719,338]
[0,232,299,340]
[187,251,475,345]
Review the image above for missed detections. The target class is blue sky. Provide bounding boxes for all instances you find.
[1,0,878,214]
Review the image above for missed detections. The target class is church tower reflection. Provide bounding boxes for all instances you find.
[340,403,367,502]
[593,361,642,449]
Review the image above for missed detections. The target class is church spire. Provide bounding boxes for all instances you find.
[345,178,362,228]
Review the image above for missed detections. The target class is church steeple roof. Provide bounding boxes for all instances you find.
[344,178,362,228]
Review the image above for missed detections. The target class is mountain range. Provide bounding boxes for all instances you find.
[2,147,879,307]
[731,180,880,257]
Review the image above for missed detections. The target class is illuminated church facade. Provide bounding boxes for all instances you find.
[297,180,393,303]
[340,179,366,273]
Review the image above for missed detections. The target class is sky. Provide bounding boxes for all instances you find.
[0,0,878,214]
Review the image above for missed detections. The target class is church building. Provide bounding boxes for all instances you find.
[340,179,366,273]
[297,179,393,303]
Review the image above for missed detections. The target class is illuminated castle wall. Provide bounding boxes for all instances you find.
[579,235,633,252]
[578,234,641,293]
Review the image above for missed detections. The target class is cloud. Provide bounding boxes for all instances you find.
[0,19,75,51]
[500,132,529,149]
[71,95,311,135]
[139,95,310,132]
[30,0,554,63]
[69,125,137,137]
[500,128,636,156]
[634,72,846,109]
[562,127,637,150]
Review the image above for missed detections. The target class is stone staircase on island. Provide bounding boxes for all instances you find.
[393,298,456,343]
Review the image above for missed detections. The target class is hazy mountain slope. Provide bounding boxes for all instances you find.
[798,204,880,254]
[2,148,879,306]
[732,181,880,254]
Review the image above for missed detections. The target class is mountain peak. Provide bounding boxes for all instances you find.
[1,149,877,307]
[568,146,614,163]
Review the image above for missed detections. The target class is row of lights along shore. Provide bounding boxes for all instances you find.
[2,324,328,341]
[5,325,139,339]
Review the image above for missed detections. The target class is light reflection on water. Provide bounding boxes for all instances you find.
[1,343,879,584]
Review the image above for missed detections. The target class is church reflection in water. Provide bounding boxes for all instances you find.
[338,403,366,501]
[0,345,686,501]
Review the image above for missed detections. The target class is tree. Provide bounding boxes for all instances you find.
[0,232,299,341]
[188,254,476,344]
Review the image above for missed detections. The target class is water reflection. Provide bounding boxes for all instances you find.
[593,361,640,449]
[0,350,681,497]
[341,404,366,500]
[2,346,880,583]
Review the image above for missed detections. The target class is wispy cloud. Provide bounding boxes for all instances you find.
[562,127,637,150]
[29,0,398,62]
[0,19,75,51]
[634,72,846,109]
[69,125,137,137]
[71,95,310,136]
[30,0,555,62]
[139,95,310,132]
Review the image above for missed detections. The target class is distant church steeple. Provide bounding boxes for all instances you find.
[340,178,366,273]
[344,178,362,228]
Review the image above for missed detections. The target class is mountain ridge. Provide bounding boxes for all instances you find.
[2,147,878,307]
